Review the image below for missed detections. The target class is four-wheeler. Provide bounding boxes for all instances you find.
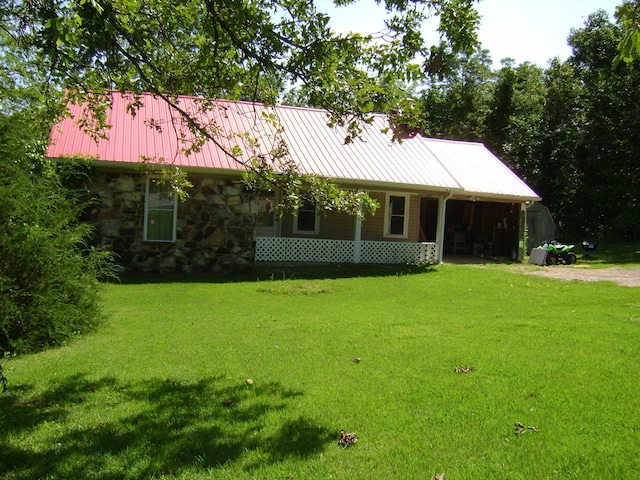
[540,240,577,265]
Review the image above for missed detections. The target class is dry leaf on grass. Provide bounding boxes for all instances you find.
[514,422,540,434]
[338,430,358,448]
[454,365,475,373]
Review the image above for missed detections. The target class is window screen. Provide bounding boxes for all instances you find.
[388,195,406,236]
[295,199,318,233]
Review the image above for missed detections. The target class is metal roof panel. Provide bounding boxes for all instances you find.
[421,139,540,199]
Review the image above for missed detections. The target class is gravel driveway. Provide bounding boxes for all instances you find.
[519,266,640,287]
[445,254,640,287]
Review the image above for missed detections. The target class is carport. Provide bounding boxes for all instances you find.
[420,198,523,259]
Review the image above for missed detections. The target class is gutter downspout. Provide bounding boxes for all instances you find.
[435,190,453,263]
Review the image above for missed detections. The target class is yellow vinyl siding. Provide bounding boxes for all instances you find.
[361,191,385,241]
[277,190,421,242]
[362,191,420,242]
[281,210,355,240]
[407,194,420,241]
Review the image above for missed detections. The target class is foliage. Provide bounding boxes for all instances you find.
[567,11,640,239]
[0,107,114,389]
[0,163,113,356]
[484,60,546,182]
[613,0,640,67]
[421,49,493,141]
[2,266,639,478]
[0,0,481,214]
[418,7,640,241]
[535,59,584,230]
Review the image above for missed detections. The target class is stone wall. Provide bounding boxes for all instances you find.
[88,170,257,273]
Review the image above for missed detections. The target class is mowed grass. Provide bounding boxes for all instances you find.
[2,264,639,479]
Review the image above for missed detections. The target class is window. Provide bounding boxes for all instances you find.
[294,199,319,234]
[144,177,177,242]
[384,194,409,238]
[256,192,279,237]
[257,194,275,227]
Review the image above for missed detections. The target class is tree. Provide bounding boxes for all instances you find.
[567,10,640,239]
[613,0,640,67]
[0,27,114,390]
[495,62,546,182]
[0,110,115,392]
[481,59,547,185]
[414,5,640,241]
[420,48,493,141]
[0,0,481,214]
[535,59,584,233]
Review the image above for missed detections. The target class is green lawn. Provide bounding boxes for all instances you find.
[2,263,639,479]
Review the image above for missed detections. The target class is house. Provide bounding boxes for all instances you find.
[46,91,541,273]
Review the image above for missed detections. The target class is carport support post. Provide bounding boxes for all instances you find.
[436,191,452,263]
[519,202,527,261]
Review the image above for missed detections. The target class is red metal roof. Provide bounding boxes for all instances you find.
[47,93,278,170]
[47,92,541,201]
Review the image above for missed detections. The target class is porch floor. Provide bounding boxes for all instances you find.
[442,254,518,265]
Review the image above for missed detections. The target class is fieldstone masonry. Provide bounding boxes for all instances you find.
[88,171,257,273]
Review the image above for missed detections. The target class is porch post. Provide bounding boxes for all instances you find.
[435,191,451,263]
[353,197,363,264]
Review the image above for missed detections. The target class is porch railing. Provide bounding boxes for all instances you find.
[255,237,438,264]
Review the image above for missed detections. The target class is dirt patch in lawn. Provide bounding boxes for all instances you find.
[517,265,640,287]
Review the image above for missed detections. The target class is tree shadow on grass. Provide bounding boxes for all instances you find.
[113,263,437,285]
[1,374,334,479]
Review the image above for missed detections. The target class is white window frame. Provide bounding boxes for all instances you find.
[143,176,178,242]
[293,198,320,235]
[383,193,410,239]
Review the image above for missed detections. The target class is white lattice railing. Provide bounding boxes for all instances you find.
[255,237,438,264]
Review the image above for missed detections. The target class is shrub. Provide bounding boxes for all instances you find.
[0,114,113,389]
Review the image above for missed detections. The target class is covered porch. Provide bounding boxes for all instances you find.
[253,190,531,265]
[253,189,449,265]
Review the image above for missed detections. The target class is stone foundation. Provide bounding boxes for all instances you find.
[88,171,257,273]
